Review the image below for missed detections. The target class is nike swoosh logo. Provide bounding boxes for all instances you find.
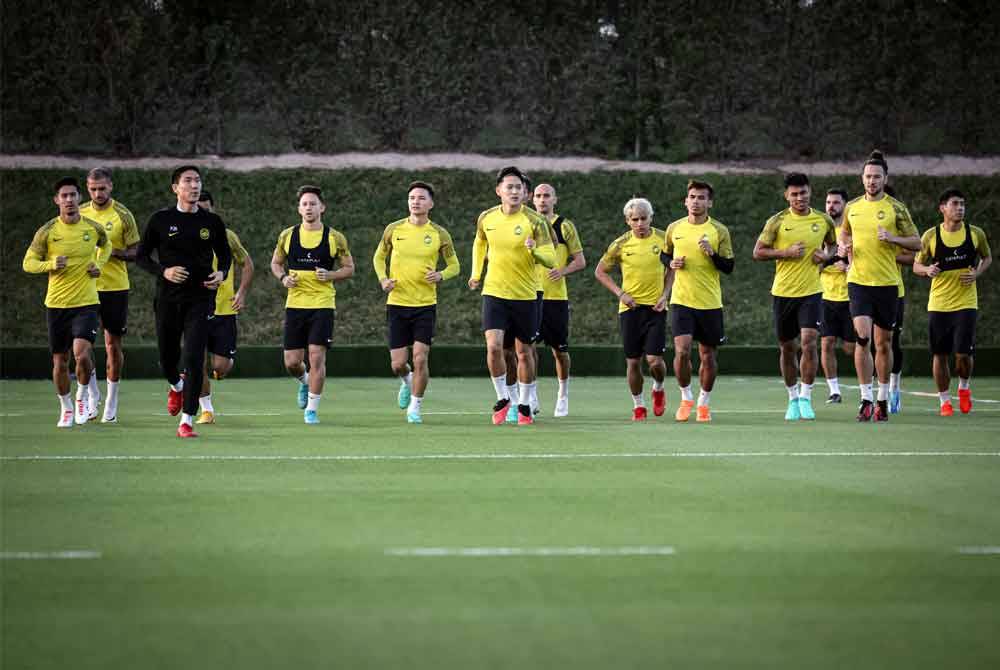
[784,227,794,231]
[625,252,634,256]
[395,237,407,241]
[674,236,684,240]
[229,350,236,355]
[485,227,496,231]
[207,315,214,320]
[168,232,180,237]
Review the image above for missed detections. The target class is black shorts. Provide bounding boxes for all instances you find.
[538,300,570,351]
[894,297,905,335]
[821,300,856,342]
[284,308,335,350]
[503,291,544,348]
[619,306,667,359]
[207,314,238,358]
[98,290,128,336]
[387,305,436,349]
[772,293,822,342]
[47,305,99,354]
[484,294,539,346]
[848,283,898,331]
[670,305,726,346]
[928,309,977,356]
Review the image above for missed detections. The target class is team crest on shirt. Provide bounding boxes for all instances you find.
[199,228,210,240]
[877,211,886,220]
[811,223,820,233]
[423,234,432,245]
[83,231,91,242]
[514,225,523,236]
[651,244,660,255]
[105,222,113,231]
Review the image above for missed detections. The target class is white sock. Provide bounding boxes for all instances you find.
[958,377,970,390]
[180,413,194,427]
[306,392,321,411]
[59,393,73,411]
[529,382,538,406]
[786,384,799,400]
[401,372,413,388]
[632,393,644,408]
[558,378,569,398]
[680,385,693,402]
[507,383,519,404]
[652,379,664,391]
[698,390,711,407]
[297,371,309,386]
[106,380,119,410]
[519,384,531,406]
[827,377,840,395]
[76,383,87,401]
[877,382,889,401]
[889,372,901,392]
[939,391,951,404]
[800,383,813,400]
[492,375,508,401]
[171,378,184,393]
[199,395,214,413]
[408,396,423,413]
[860,384,873,401]
[88,374,100,401]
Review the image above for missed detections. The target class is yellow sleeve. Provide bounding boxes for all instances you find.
[22,226,52,273]
[600,239,622,268]
[530,215,556,268]
[373,225,393,281]
[758,214,781,245]
[915,229,935,265]
[716,222,734,258]
[121,207,141,246]
[471,214,488,280]
[437,226,460,281]
[893,201,918,237]
[563,221,584,255]
[228,230,249,265]
[974,227,992,258]
[273,227,292,261]
[94,223,112,267]
[823,214,837,245]
[662,223,676,256]
[331,230,351,259]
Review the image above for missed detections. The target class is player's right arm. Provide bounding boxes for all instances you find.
[595,238,633,309]
[752,214,796,261]
[271,227,297,288]
[22,225,58,273]
[372,224,395,291]
[912,229,939,277]
[469,213,488,290]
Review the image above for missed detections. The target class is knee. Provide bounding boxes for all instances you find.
[486,342,504,358]
[412,353,428,370]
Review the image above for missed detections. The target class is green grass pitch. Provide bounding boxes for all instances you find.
[2,375,1000,669]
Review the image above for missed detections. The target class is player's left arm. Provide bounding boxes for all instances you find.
[87,221,112,277]
[324,231,354,283]
[551,222,586,279]
[431,227,460,283]
[529,216,557,268]
[961,228,993,285]
[229,232,254,311]
[882,205,922,251]
[115,208,140,261]
[710,224,736,274]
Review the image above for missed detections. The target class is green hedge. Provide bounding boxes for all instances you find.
[3,169,998,347]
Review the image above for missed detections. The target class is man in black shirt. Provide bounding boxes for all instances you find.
[137,166,231,437]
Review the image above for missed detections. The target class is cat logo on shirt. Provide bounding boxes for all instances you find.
[199,228,210,240]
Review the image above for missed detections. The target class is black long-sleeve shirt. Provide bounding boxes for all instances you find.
[137,206,231,301]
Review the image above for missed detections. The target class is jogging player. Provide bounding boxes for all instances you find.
[195,191,255,425]
[79,167,140,423]
[913,189,991,416]
[271,185,354,424]
[837,151,921,422]
[595,197,669,421]
[752,173,836,421]
[661,180,735,423]
[533,183,586,417]
[469,166,556,425]
[819,188,855,403]
[373,181,460,424]
[136,166,230,438]
[23,177,111,427]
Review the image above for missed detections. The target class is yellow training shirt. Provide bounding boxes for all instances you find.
[916,224,991,312]
[663,217,734,310]
[600,228,666,313]
[214,229,250,316]
[274,224,351,309]
[471,205,555,301]
[821,223,850,302]
[537,216,584,301]
[23,216,111,308]
[758,208,836,297]
[373,218,460,307]
[842,195,918,287]
[79,199,140,292]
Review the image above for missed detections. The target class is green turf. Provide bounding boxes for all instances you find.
[3,376,1000,669]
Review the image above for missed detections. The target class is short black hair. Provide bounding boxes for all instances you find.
[408,181,435,199]
[826,188,848,201]
[783,172,810,189]
[687,179,714,199]
[297,185,323,202]
[938,188,965,205]
[863,149,888,174]
[198,190,214,206]
[496,166,526,185]
[53,176,80,195]
[171,165,202,184]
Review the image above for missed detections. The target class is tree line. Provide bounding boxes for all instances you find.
[4,0,997,160]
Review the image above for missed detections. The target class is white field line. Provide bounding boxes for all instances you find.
[0,550,101,560]
[957,546,1000,555]
[3,451,999,463]
[385,546,676,557]
[151,412,282,416]
[840,383,999,403]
